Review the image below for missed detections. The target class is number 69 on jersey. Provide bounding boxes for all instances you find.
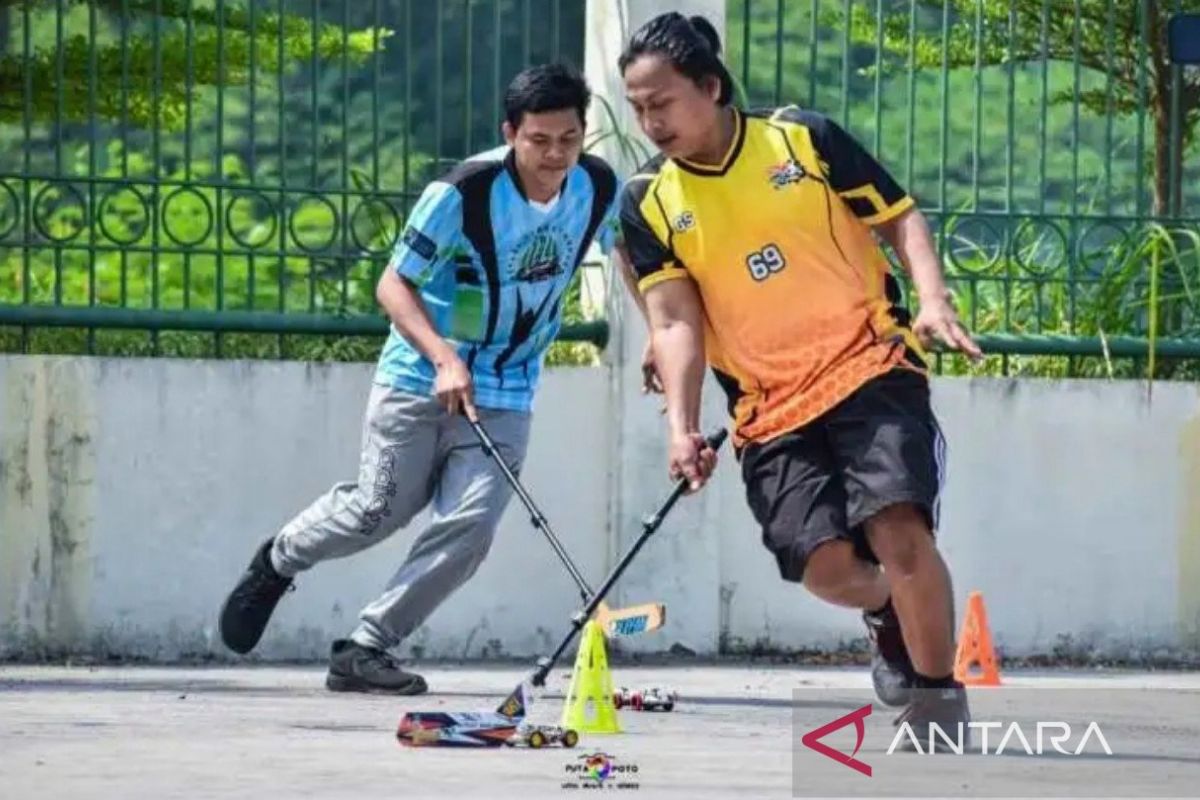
[746,243,786,281]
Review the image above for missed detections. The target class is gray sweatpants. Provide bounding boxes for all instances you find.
[269,384,531,652]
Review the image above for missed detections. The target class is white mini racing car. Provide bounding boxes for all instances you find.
[612,686,678,711]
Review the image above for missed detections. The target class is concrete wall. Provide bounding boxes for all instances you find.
[3,3,1199,664]
[0,356,612,661]
[2,354,1199,663]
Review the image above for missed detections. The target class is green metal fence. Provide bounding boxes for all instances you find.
[0,0,600,361]
[728,0,1200,377]
[2,1,1199,376]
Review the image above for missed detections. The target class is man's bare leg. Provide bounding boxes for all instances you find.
[862,502,969,752]
[800,540,889,610]
[801,536,917,707]
[863,503,956,680]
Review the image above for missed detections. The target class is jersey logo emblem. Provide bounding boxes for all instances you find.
[513,230,565,283]
[768,159,806,189]
[672,211,695,233]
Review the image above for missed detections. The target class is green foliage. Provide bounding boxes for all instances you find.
[0,325,385,360]
[0,139,393,360]
[7,0,1197,377]
[543,269,601,367]
[0,0,391,130]
[834,0,1200,213]
[0,1,600,366]
[726,0,1200,217]
[901,219,1200,379]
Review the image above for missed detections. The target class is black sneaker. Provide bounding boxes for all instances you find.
[218,539,293,654]
[892,684,972,753]
[863,599,916,707]
[325,639,428,695]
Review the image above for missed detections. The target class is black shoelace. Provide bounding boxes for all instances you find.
[363,648,400,671]
[238,572,289,611]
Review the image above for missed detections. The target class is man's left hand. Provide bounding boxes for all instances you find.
[913,292,984,363]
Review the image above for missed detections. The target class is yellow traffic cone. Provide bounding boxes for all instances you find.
[561,620,621,733]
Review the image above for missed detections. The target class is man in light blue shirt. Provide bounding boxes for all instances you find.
[218,63,623,694]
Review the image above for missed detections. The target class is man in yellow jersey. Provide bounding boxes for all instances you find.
[616,13,983,750]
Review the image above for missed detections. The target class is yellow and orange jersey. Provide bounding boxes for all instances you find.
[620,105,928,447]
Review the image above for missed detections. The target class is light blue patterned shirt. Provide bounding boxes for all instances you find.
[374,146,620,412]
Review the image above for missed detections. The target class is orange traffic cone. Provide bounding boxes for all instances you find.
[953,591,1002,686]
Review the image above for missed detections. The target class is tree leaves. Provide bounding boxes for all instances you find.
[0,1,391,130]
[836,0,1199,213]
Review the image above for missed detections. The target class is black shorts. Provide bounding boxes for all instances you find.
[740,367,944,583]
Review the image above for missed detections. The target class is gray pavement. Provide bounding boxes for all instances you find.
[1,662,1198,799]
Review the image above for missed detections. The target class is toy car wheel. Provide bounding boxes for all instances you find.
[528,730,546,749]
[562,729,579,748]
[662,702,674,712]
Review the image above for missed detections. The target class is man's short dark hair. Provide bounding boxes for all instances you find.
[504,63,591,128]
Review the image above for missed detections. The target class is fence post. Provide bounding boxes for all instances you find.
[582,0,726,366]
[583,0,727,655]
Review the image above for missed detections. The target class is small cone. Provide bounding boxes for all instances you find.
[561,620,622,733]
[954,590,1002,686]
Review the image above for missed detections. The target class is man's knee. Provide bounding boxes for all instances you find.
[802,540,875,598]
[426,520,497,591]
[410,503,499,567]
[465,514,500,563]
[864,503,933,578]
[459,538,493,579]
[354,483,423,540]
[357,496,397,539]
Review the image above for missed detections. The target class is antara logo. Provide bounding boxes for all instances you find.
[801,704,1114,775]
[890,719,1114,757]
[801,705,873,776]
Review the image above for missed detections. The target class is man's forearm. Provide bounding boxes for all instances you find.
[651,321,705,437]
[878,208,952,303]
[377,270,457,366]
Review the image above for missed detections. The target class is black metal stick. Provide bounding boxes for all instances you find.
[469,418,595,603]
